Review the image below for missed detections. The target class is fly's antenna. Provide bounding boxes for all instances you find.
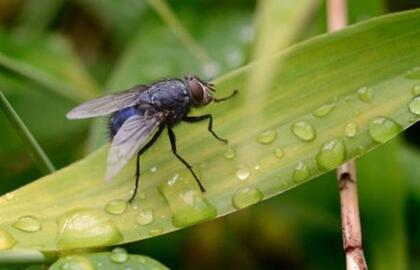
[214,89,238,103]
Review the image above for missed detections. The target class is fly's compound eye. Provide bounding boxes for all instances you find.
[188,79,204,105]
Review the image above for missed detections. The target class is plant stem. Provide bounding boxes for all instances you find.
[0,89,55,174]
[327,0,368,269]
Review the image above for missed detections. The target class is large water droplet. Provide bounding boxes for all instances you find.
[105,199,128,215]
[12,216,41,232]
[136,209,154,226]
[159,173,217,228]
[232,187,263,209]
[344,122,358,138]
[257,129,277,144]
[412,84,420,96]
[236,167,251,181]
[293,162,310,183]
[0,228,16,250]
[291,121,316,141]
[54,256,94,270]
[316,139,346,170]
[57,209,123,248]
[223,148,236,160]
[405,66,420,80]
[110,247,128,264]
[408,96,420,115]
[357,87,374,103]
[368,117,402,144]
[274,148,284,159]
[313,103,336,117]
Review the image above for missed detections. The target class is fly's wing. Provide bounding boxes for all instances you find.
[105,111,165,182]
[66,85,149,119]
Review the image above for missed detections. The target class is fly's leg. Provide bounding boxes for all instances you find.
[128,151,141,203]
[213,89,238,103]
[183,115,227,144]
[167,125,206,192]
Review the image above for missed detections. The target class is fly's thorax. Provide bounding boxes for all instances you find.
[146,79,192,111]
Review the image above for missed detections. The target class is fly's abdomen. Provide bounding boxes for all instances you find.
[109,107,141,138]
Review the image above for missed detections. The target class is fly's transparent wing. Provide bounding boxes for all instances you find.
[105,112,165,182]
[66,85,149,119]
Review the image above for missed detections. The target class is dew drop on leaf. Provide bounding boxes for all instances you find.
[57,256,94,270]
[12,216,41,232]
[232,187,263,209]
[316,139,346,170]
[293,162,310,183]
[412,84,420,96]
[136,209,154,226]
[357,86,374,103]
[344,122,358,138]
[257,129,277,144]
[223,148,236,160]
[312,103,336,117]
[0,228,16,250]
[236,167,251,181]
[148,228,163,236]
[368,117,402,144]
[110,247,128,264]
[408,96,420,115]
[105,199,128,215]
[274,148,284,159]
[291,121,316,141]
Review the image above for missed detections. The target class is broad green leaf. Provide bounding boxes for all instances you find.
[49,248,168,270]
[0,33,100,102]
[0,9,419,252]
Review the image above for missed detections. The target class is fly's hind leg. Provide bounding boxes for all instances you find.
[183,115,227,143]
[167,125,206,192]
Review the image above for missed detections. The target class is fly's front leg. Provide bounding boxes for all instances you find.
[167,125,206,192]
[183,114,227,143]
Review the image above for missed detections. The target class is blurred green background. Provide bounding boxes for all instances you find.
[0,0,419,269]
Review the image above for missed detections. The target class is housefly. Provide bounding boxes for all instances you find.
[67,75,237,202]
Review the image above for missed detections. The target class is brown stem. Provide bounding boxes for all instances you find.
[327,0,368,269]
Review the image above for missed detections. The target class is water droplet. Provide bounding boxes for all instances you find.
[110,247,128,264]
[232,187,263,209]
[0,228,16,250]
[136,209,154,226]
[148,228,163,236]
[55,256,94,270]
[257,129,277,144]
[293,162,310,183]
[368,117,402,144]
[412,84,420,96]
[291,121,316,141]
[344,122,358,137]
[56,209,123,249]
[357,87,374,103]
[105,199,128,215]
[12,216,41,232]
[150,166,157,173]
[274,148,284,159]
[316,139,346,170]
[236,167,251,181]
[408,96,420,115]
[405,66,420,80]
[4,193,14,201]
[223,148,236,160]
[313,103,336,117]
[159,173,217,228]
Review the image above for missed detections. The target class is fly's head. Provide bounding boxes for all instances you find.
[185,74,215,107]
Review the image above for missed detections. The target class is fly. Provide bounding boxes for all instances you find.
[67,74,238,202]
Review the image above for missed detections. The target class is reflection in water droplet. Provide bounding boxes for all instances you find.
[223,148,236,160]
[56,209,123,248]
[313,103,336,117]
[274,148,284,159]
[236,167,251,181]
[408,96,420,115]
[368,117,402,144]
[357,87,374,103]
[405,66,420,80]
[4,193,14,201]
[137,209,154,226]
[160,173,217,228]
[344,122,358,138]
[105,199,128,215]
[291,121,316,141]
[0,228,16,250]
[257,129,277,144]
[56,256,94,270]
[110,247,128,263]
[232,187,263,209]
[412,85,420,96]
[148,228,163,236]
[316,139,346,170]
[293,162,310,183]
[12,216,41,232]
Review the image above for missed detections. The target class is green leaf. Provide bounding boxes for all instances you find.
[0,9,419,252]
[49,248,168,270]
